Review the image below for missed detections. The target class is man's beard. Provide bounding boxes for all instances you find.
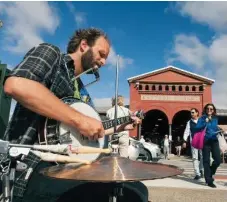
[81,48,97,72]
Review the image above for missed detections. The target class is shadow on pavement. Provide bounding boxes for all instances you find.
[171,174,206,186]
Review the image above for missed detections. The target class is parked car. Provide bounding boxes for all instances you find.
[128,137,161,162]
[220,131,227,163]
[139,141,161,161]
[128,137,143,161]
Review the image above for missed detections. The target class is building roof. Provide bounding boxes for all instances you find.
[217,109,227,116]
[127,65,215,84]
[95,105,130,114]
[95,106,110,114]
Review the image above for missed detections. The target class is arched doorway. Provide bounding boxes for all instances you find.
[172,110,191,155]
[141,109,169,146]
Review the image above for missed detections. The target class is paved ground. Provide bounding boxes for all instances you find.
[142,176,227,190]
[141,156,227,201]
[147,187,227,202]
[159,156,227,178]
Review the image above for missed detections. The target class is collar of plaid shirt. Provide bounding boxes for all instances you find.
[64,54,94,105]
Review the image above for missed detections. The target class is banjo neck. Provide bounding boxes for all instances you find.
[102,116,132,130]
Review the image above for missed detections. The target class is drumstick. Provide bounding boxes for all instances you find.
[31,150,91,164]
[69,146,111,154]
[29,144,111,154]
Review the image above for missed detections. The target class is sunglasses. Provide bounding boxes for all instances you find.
[206,107,214,111]
[191,111,196,114]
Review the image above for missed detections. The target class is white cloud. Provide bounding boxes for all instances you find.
[168,34,208,69]
[208,36,227,108]
[167,2,227,108]
[66,2,87,27]
[177,2,227,32]
[167,33,227,108]
[107,47,134,69]
[75,12,87,27]
[209,35,227,66]
[0,2,59,54]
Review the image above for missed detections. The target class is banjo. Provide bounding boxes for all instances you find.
[40,96,144,162]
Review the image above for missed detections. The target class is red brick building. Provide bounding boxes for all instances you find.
[127,66,215,142]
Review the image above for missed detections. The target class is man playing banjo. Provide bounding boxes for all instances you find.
[3,28,148,202]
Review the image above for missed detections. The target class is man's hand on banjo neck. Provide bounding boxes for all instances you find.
[104,116,141,136]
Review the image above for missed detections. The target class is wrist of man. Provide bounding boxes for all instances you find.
[67,110,86,128]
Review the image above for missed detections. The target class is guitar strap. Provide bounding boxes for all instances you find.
[74,79,81,100]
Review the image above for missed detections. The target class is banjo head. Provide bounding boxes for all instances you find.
[45,97,107,162]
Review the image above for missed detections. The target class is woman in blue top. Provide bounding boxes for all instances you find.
[195,103,221,188]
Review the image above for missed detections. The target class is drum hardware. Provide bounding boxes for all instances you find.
[110,144,119,155]
[109,183,123,202]
[110,54,120,157]
[40,155,183,182]
[108,56,123,202]
[0,140,29,202]
[40,154,183,202]
[113,55,119,134]
[0,139,113,202]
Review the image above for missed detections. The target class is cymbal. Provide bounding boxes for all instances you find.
[41,155,183,182]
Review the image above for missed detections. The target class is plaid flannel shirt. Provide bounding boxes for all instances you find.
[4,43,93,145]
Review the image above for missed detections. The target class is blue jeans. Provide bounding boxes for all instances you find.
[202,139,221,184]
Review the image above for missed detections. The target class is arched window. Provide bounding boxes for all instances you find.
[185,86,189,91]
[145,85,149,90]
[165,85,169,91]
[152,85,156,91]
[179,86,182,91]
[139,85,143,90]
[192,86,196,91]
[159,85,162,91]
[172,85,176,91]
[199,85,203,91]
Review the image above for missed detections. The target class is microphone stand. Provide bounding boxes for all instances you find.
[111,55,120,155]
[109,55,124,202]
[0,140,51,202]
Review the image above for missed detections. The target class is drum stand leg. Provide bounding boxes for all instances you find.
[109,183,124,202]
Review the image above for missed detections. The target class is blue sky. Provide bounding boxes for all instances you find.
[1,1,227,113]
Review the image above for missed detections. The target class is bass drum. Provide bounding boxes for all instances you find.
[44,97,109,162]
